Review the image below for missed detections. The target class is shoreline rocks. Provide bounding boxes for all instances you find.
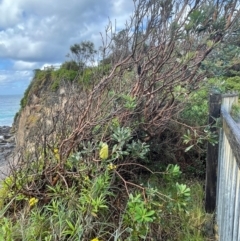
[0,126,16,167]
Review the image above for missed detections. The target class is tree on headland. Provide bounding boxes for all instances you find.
[64,41,97,72]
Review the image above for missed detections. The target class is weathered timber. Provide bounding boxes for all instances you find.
[205,93,221,213]
[222,108,240,168]
[216,93,239,241]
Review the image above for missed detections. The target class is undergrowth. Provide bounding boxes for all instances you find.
[0,126,213,241]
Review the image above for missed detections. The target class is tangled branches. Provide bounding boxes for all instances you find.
[9,0,239,179]
[57,0,239,160]
[1,1,239,239]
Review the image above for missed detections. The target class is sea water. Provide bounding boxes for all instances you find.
[0,95,22,126]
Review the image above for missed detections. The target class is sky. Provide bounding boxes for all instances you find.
[0,0,134,96]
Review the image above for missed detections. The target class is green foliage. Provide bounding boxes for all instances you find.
[11,1,232,237]
[176,182,213,241]
[0,173,30,210]
[111,126,132,146]
[0,177,14,209]
[123,193,155,240]
[51,68,78,90]
[224,76,240,93]
[159,78,225,177]
[20,80,34,109]
[19,71,39,108]
[113,94,137,111]
[180,84,209,126]
[20,69,51,108]
[107,126,150,162]
[185,4,225,34]
[181,75,240,127]
[0,217,14,241]
[78,67,94,85]
[164,164,182,182]
[20,66,80,103]
[0,122,214,240]
[126,140,150,160]
[98,63,111,75]
[231,103,240,122]
[61,60,80,71]
[174,183,191,212]
[122,94,137,110]
[182,127,218,152]
[202,44,240,77]
[50,79,61,91]
[77,64,111,87]
[69,41,96,65]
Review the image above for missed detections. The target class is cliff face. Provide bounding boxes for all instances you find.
[14,71,91,158]
[14,76,71,152]
[12,61,106,163]
[15,95,41,148]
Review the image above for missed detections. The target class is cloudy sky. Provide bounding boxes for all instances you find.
[0,0,134,95]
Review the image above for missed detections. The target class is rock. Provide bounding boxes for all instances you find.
[6,136,15,143]
[0,126,16,170]
[0,126,11,135]
[0,139,7,144]
[4,134,12,139]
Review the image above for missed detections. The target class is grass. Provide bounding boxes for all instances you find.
[178,181,214,241]
[0,165,214,240]
[0,124,215,240]
[8,62,219,240]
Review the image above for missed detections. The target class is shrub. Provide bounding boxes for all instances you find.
[225,76,240,93]
[0,125,209,240]
[61,60,80,71]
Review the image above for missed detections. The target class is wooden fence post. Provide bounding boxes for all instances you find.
[205,92,221,213]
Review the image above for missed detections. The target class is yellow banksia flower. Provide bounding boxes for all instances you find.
[54,148,60,160]
[84,176,90,182]
[107,163,117,171]
[29,197,38,207]
[99,143,108,160]
[91,238,100,241]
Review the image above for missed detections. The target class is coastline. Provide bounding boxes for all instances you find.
[0,126,16,180]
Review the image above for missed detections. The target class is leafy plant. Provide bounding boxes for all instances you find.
[126,140,150,160]
[122,94,137,110]
[174,183,191,212]
[0,217,13,241]
[164,164,182,182]
[123,193,155,240]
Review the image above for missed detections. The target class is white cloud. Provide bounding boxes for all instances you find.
[0,0,134,62]
[0,70,33,93]
[0,0,22,28]
[0,0,134,95]
[13,61,39,70]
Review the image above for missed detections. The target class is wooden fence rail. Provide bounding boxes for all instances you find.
[217,93,240,241]
[206,92,240,240]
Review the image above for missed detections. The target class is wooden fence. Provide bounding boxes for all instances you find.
[206,92,240,240]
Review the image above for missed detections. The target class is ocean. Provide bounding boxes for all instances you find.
[0,95,22,127]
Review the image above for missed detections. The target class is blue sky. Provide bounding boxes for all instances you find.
[0,0,134,95]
